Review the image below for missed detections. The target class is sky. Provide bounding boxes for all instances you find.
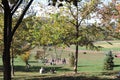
[35,0,48,5]
[31,0,114,24]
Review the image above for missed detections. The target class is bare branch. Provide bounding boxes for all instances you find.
[11,0,23,15]
[11,0,19,10]
[68,4,77,21]
[78,17,84,27]
[2,0,10,11]
[11,0,34,39]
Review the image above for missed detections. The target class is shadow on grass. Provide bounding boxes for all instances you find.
[13,75,120,80]
[14,65,72,72]
[101,71,119,75]
[114,65,120,67]
[78,65,92,67]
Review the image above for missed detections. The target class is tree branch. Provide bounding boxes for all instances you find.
[0,3,4,9]
[68,20,76,26]
[69,6,77,21]
[78,17,84,27]
[11,0,34,39]
[11,0,19,10]
[11,0,23,15]
[2,0,10,11]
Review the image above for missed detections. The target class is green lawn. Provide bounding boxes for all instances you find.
[70,40,120,51]
[0,40,120,79]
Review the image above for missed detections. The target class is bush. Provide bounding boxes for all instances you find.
[104,51,114,70]
[20,51,30,65]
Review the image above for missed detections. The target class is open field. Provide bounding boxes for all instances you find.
[0,40,120,79]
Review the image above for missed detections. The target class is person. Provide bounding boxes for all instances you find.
[39,67,44,74]
[50,67,56,74]
[50,58,56,65]
[62,58,66,64]
[50,62,52,65]
[52,59,54,64]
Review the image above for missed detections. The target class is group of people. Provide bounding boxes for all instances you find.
[39,58,66,74]
[39,67,56,74]
[50,58,66,65]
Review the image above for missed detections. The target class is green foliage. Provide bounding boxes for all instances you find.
[38,13,75,47]
[69,53,75,67]
[103,51,114,70]
[13,16,39,55]
[77,24,105,50]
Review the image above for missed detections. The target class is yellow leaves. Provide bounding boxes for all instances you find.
[0,13,3,27]
[0,14,3,40]
[0,34,2,40]
[21,51,30,62]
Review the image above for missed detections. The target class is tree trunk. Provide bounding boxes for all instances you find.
[74,0,79,74]
[1,0,33,79]
[74,27,79,73]
[2,0,12,79]
[2,0,34,80]
[3,43,11,80]
[74,44,78,73]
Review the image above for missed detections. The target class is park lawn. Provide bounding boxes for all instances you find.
[70,40,120,51]
[95,40,120,51]
[0,40,120,79]
[8,52,120,79]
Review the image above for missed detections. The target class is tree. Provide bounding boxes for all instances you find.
[49,0,101,73]
[96,0,120,40]
[11,16,38,76]
[38,14,75,59]
[0,0,34,80]
[104,51,114,70]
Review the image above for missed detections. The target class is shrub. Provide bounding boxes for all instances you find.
[104,51,114,70]
[21,51,30,65]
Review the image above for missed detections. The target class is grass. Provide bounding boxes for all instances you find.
[95,40,120,51]
[0,40,120,79]
[78,53,104,72]
[70,40,120,51]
